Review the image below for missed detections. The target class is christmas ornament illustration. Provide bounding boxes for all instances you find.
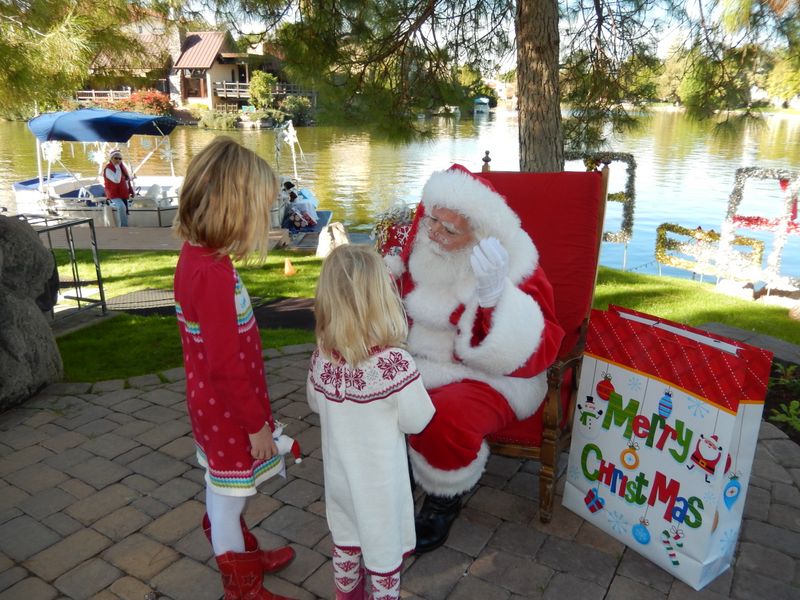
[620,441,640,470]
[723,475,742,510]
[596,372,615,401]
[632,518,651,545]
[584,487,605,513]
[686,433,731,483]
[658,390,673,418]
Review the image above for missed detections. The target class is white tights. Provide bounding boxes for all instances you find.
[206,487,246,555]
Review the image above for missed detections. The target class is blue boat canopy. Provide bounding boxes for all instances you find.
[28,108,178,143]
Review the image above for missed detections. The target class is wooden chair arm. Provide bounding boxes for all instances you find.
[546,351,582,385]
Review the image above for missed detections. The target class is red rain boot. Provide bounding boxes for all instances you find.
[203,514,295,573]
[216,550,294,600]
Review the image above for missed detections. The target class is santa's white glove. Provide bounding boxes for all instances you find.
[470,237,509,308]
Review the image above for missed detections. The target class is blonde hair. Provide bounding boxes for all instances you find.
[315,245,408,366]
[174,136,278,261]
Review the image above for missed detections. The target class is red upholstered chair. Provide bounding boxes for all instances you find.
[479,167,609,522]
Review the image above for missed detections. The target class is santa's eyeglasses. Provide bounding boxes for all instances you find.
[422,214,464,237]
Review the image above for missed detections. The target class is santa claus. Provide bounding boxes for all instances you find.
[386,164,564,552]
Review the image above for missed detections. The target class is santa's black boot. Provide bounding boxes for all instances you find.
[414,493,462,553]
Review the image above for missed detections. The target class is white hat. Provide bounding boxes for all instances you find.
[416,164,539,281]
[109,148,123,159]
[386,164,539,282]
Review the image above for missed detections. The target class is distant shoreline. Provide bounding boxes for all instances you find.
[646,103,800,120]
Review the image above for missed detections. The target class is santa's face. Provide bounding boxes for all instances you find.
[408,215,474,294]
[697,436,721,462]
[424,206,476,253]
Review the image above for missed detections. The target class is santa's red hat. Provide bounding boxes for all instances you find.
[387,164,538,282]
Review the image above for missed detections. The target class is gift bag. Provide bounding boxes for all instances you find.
[562,305,772,591]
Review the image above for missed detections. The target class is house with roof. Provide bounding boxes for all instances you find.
[86,13,178,94]
[83,15,305,111]
[169,31,255,109]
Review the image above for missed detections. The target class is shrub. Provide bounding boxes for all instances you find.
[197,111,239,129]
[239,109,287,125]
[187,103,210,120]
[771,401,800,434]
[115,90,173,116]
[249,71,278,109]
[279,95,313,125]
[767,362,800,441]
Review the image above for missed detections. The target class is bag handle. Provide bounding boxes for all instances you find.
[614,310,740,355]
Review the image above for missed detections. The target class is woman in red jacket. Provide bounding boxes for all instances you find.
[102,148,134,226]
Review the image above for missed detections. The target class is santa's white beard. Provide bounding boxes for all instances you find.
[408,233,474,288]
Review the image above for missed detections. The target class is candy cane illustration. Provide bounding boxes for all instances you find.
[669,525,684,549]
[662,529,680,566]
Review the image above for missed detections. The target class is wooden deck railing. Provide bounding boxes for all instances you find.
[213,82,317,106]
[213,82,251,99]
[75,89,132,102]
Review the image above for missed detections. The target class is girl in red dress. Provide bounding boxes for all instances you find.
[173,137,295,600]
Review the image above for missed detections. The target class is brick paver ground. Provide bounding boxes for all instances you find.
[1,343,799,599]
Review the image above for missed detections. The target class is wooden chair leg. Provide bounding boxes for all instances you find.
[538,434,556,522]
[538,376,562,523]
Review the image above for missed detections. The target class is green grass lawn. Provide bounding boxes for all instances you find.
[53,251,800,382]
[57,248,322,301]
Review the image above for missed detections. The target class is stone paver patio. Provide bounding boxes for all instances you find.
[1,343,799,600]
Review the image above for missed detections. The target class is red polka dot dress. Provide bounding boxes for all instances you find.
[174,242,283,496]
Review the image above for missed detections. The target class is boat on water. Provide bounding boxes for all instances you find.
[272,119,330,236]
[10,109,326,236]
[12,108,183,227]
[473,97,490,114]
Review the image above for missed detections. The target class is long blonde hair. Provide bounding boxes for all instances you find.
[315,245,408,366]
[174,136,278,261]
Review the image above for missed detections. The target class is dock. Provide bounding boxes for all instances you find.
[38,224,291,252]
[35,209,371,252]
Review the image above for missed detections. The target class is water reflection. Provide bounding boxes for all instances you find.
[1,110,798,278]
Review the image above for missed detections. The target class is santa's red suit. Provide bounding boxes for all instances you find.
[386,165,564,497]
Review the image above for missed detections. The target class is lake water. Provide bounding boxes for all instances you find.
[1,109,799,280]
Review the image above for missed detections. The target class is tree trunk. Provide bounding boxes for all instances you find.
[516,0,563,172]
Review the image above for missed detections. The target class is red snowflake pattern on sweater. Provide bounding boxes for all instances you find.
[309,348,420,404]
[377,351,410,380]
[344,368,366,390]
[321,362,343,387]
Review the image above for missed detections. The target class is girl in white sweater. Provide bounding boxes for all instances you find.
[307,244,435,600]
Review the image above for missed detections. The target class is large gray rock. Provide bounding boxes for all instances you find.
[0,215,63,410]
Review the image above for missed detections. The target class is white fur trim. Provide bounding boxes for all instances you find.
[383,253,405,278]
[454,283,545,376]
[421,168,539,282]
[422,169,514,234]
[408,442,490,496]
[414,354,548,421]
